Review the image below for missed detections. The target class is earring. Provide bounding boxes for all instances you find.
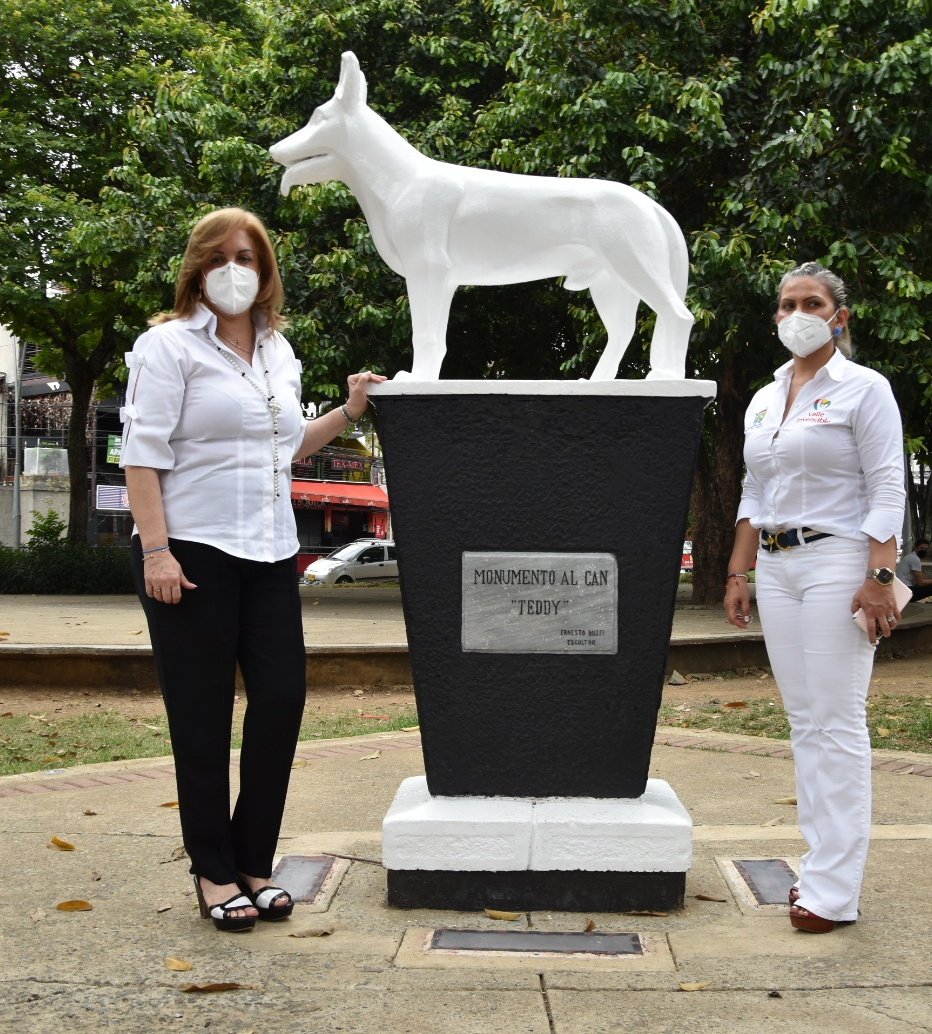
[834,326,842,336]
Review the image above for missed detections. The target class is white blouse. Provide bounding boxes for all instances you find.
[737,350,905,544]
[119,304,306,562]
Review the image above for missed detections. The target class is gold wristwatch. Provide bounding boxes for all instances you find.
[866,567,895,585]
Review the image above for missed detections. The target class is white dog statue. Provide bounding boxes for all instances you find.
[270,52,694,381]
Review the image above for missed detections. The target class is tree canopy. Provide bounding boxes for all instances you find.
[1,0,929,586]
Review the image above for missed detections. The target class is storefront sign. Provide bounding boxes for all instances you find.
[462,552,617,654]
[106,434,122,465]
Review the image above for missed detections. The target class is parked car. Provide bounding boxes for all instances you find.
[302,539,398,585]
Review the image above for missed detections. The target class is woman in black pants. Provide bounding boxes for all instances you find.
[121,207,384,930]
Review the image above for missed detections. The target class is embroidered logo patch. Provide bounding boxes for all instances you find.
[751,409,767,429]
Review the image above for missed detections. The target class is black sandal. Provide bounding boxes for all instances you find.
[238,878,294,921]
[193,877,256,932]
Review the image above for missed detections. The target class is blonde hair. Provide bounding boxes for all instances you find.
[150,208,286,330]
[777,261,852,357]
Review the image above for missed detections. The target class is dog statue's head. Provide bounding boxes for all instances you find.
[269,52,368,195]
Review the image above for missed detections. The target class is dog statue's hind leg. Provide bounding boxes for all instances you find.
[587,277,640,381]
[645,307,694,380]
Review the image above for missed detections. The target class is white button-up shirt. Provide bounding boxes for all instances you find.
[119,305,306,562]
[737,350,905,544]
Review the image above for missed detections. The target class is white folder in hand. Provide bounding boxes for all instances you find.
[852,575,912,635]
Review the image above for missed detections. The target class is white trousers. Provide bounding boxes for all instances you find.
[755,535,875,922]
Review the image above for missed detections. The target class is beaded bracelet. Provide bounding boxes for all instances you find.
[726,572,749,584]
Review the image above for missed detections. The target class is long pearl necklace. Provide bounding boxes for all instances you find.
[215,338,283,499]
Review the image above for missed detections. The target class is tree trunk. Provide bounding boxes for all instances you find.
[63,361,95,545]
[690,354,751,606]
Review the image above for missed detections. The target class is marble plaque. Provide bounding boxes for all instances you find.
[462,552,617,654]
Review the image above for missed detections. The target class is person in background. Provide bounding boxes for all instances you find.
[724,261,905,934]
[896,537,932,602]
[121,207,385,932]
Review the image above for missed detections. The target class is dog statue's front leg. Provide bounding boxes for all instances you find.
[395,272,456,380]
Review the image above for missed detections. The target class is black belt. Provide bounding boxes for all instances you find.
[760,528,832,552]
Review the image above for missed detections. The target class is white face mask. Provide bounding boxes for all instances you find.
[777,309,838,358]
[203,262,260,316]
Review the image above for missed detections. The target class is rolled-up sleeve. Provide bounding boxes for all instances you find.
[119,333,186,470]
[735,467,762,525]
[853,376,906,543]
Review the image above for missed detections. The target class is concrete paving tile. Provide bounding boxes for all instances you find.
[545,989,931,1033]
[0,983,552,1034]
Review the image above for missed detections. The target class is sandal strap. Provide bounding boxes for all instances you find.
[210,893,254,920]
[253,886,291,910]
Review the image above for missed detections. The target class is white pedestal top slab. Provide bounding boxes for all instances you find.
[369,379,716,399]
[382,776,693,873]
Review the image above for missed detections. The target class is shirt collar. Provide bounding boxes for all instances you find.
[177,303,271,338]
[774,347,847,384]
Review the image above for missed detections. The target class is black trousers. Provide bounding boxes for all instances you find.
[132,537,306,884]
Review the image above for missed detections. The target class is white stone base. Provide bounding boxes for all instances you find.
[382,776,692,873]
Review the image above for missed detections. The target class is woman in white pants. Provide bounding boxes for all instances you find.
[724,262,905,933]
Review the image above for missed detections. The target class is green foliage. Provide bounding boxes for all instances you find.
[25,509,67,547]
[2,0,929,585]
[0,544,134,594]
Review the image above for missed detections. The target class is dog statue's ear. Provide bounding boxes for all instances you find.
[335,51,367,109]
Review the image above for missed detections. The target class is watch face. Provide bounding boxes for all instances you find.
[874,568,894,584]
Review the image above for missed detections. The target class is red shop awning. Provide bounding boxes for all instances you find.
[291,480,389,509]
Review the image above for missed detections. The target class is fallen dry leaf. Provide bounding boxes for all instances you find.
[288,927,335,938]
[876,726,891,738]
[679,981,711,992]
[773,796,797,805]
[30,908,46,923]
[129,629,143,636]
[165,957,193,971]
[484,908,521,921]
[401,725,420,732]
[50,836,76,851]
[180,983,248,994]
[725,701,748,709]
[157,904,173,913]
[159,845,187,865]
[0,711,13,718]
[359,751,381,761]
[83,809,97,817]
[743,771,762,780]
[56,900,93,912]
[623,909,669,917]
[762,816,783,827]
[584,918,597,933]
[693,894,728,903]
[159,801,180,809]
[291,759,308,769]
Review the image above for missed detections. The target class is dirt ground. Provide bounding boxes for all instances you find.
[0,654,928,721]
